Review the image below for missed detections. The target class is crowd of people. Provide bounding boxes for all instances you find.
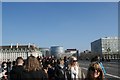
[0,55,106,80]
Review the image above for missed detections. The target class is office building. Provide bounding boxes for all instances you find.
[91,37,119,60]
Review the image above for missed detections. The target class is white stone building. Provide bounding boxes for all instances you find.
[91,37,119,60]
[0,44,41,62]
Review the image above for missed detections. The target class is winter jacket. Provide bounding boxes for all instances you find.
[10,65,24,80]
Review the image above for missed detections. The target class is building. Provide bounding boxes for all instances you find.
[91,37,119,60]
[65,49,79,58]
[0,43,41,62]
[65,49,78,54]
[50,46,64,58]
[39,48,50,57]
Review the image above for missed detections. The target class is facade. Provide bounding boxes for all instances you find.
[39,48,50,57]
[91,37,119,60]
[0,44,41,62]
[91,39,102,54]
[50,46,64,58]
[65,49,78,54]
[65,49,79,58]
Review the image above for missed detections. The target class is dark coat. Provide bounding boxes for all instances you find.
[22,69,48,80]
[48,67,55,80]
[54,65,66,80]
[10,65,24,80]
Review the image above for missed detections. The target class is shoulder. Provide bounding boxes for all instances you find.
[11,66,24,72]
[23,70,44,76]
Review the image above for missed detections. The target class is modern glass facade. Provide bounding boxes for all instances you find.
[50,46,64,58]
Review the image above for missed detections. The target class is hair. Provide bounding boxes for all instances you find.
[86,63,104,80]
[91,56,100,63]
[16,57,24,65]
[68,56,79,67]
[1,61,7,68]
[57,58,64,64]
[24,56,41,72]
[12,61,16,66]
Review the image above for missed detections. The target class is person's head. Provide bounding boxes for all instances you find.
[47,64,51,68]
[24,56,41,72]
[91,56,100,62]
[58,58,64,65]
[12,61,16,66]
[1,62,7,69]
[69,56,78,66]
[87,63,104,80]
[16,57,24,66]
[64,56,67,61]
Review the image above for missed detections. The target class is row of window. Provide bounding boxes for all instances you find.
[1,54,40,62]
[0,49,37,52]
[0,48,28,50]
[1,53,27,61]
[1,50,38,53]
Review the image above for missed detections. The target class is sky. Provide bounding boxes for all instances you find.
[2,2,118,52]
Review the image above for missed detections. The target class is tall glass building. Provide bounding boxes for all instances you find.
[50,46,64,58]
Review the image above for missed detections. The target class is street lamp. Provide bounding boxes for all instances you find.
[104,42,110,61]
[107,47,111,61]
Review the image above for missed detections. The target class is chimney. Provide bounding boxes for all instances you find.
[33,43,36,49]
[33,43,35,47]
[28,43,30,48]
[16,43,18,48]
[10,43,12,48]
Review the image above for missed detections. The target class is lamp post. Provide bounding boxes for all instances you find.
[104,41,111,61]
[107,47,111,61]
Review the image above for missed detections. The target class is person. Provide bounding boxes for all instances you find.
[67,56,85,80]
[10,57,24,80]
[54,58,66,80]
[1,62,8,80]
[42,64,48,79]
[91,56,106,75]
[1,62,7,73]
[85,62,104,80]
[64,56,69,69]
[47,64,55,80]
[22,55,48,80]
[11,61,16,68]
[7,59,12,74]
[0,69,7,80]
[91,56,100,63]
